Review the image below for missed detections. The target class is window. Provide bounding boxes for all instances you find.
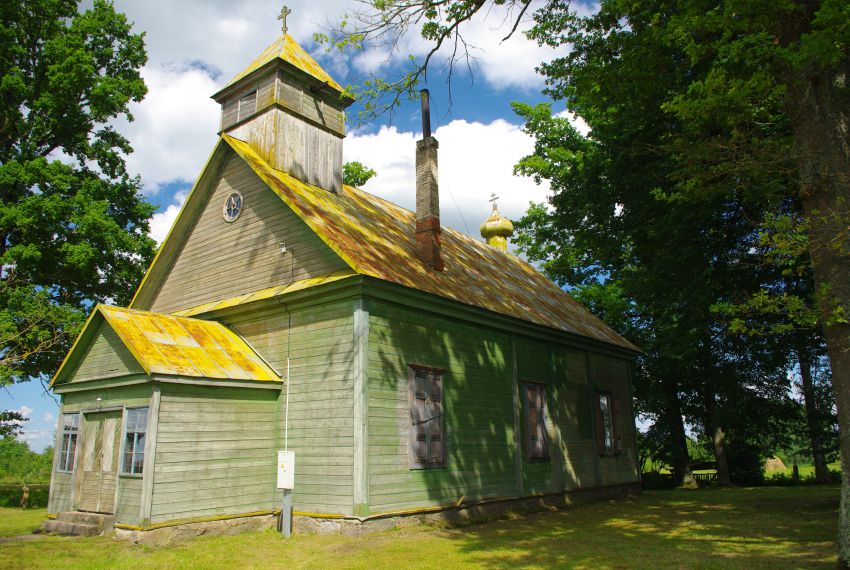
[523,383,549,461]
[223,191,243,222]
[238,90,257,121]
[57,413,80,472]
[595,392,622,455]
[409,367,444,469]
[122,408,148,475]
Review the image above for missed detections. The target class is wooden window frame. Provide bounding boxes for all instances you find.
[120,407,149,476]
[408,365,446,470]
[523,382,550,462]
[237,89,258,122]
[595,391,623,457]
[57,412,80,472]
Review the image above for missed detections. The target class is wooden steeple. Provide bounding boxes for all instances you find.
[211,13,353,193]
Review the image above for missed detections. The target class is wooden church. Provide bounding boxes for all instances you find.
[44,20,640,538]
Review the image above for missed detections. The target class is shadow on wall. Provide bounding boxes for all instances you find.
[368,300,527,513]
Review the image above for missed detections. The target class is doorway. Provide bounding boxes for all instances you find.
[76,411,122,513]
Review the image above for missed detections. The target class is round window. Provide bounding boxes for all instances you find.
[223,192,243,222]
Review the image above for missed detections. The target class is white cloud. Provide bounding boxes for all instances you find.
[42,411,54,423]
[117,65,220,194]
[345,118,549,237]
[18,428,55,453]
[17,405,33,419]
[150,190,189,245]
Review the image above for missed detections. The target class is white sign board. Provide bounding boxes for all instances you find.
[277,450,295,490]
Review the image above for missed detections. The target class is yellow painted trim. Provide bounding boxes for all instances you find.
[114,509,281,531]
[49,305,105,387]
[129,140,226,309]
[292,511,347,519]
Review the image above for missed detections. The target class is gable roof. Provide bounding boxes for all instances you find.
[216,33,345,96]
[52,305,279,386]
[222,136,638,352]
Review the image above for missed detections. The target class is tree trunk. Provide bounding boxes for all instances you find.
[663,377,696,488]
[785,63,850,568]
[797,345,831,484]
[704,387,733,486]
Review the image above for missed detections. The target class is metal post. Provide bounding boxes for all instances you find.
[281,490,292,537]
[420,89,431,139]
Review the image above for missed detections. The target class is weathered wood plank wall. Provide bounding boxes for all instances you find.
[366,301,518,513]
[49,384,152,521]
[364,298,638,515]
[61,322,143,383]
[231,299,357,516]
[149,385,279,524]
[149,153,347,314]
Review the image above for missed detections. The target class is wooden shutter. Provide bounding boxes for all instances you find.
[595,393,606,454]
[524,383,548,461]
[411,371,429,466]
[428,374,443,466]
[612,396,623,454]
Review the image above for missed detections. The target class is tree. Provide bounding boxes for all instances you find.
[342,161,377,187]
[0,411,24,438]
[0,0,156,385]
[334,0,850,561]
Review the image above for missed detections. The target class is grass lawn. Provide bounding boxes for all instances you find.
[0,509,49,539]
[0,485,839,569]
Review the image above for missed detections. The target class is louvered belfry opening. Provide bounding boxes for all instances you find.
[415,89,444,271]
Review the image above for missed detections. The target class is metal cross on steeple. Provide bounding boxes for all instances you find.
[489,193,499,210]
[278,5,292,34]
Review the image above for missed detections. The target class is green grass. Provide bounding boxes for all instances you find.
[765,462,841,479]
[0,486,839,569]
[0,509,50,539]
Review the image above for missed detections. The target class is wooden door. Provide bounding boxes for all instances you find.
[76,411,122,513]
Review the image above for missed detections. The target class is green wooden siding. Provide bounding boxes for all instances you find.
[590,354,640,486]
[367,300,518,513]
[231,299,356,515]
[49,384,153,516]
[116,476,143,525]
[61,322,143,383]
[149,152,347,314]
[515,336,559,496]
[552,348,597,489]
[149,384,279,524]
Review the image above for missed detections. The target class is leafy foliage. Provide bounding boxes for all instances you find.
[0,437,52,483]
[342,161,378,187]
[0,411,25,438]
[0,0,156,384]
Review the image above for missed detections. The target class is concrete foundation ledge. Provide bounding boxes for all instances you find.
[115,513,278,545]
[113,482,640,543]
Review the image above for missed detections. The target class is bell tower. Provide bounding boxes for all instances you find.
[211,7,354,193]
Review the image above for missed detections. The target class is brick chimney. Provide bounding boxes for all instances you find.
[415,89,444,271]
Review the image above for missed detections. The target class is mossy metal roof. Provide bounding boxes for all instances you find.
[223,135,638,352]
[52,305,279,385]
[217,33,345,96]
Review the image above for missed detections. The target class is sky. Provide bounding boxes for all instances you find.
[2,0,592,451]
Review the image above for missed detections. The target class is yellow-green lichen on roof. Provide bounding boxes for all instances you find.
[52,304,280,385]
[223,135,639,353]
[221,33,345,94]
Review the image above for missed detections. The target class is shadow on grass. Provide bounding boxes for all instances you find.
[436,485,839,569]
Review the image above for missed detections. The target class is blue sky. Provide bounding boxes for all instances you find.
[3,0,593,451]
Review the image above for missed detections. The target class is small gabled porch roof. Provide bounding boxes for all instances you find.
[51,305,280,386]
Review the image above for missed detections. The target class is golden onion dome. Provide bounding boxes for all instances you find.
[480,202,514,251]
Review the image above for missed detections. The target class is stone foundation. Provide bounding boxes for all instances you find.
[115,482,640,543]
[115,513,278,545]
